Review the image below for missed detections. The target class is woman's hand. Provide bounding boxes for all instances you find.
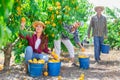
[21,17,26,30]
[48,51,55,58]
[51,51,59,60]
[21,22,26,30]
[48,50,52,54]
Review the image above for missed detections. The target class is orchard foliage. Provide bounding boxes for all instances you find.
[105,8,120,49]
[0,0,14,47]
[1,0,120,64]
[5,0,92,63]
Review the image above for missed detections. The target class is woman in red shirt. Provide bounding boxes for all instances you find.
[20,20,52,72]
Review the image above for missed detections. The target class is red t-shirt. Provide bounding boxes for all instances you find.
[19,33,50,54]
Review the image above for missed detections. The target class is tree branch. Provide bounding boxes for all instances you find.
[0,48,6,52]
[12,37,20,47]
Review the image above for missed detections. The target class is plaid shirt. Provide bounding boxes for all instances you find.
[73,29,80,43]
[61,23,73,39]
[88,15,107,37]
[61,23,80,43]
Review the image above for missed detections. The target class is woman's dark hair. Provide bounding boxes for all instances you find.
[40,34,48,50]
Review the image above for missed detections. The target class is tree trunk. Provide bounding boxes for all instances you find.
[3,43,12,71]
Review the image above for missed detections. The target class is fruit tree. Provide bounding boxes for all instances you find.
[1,0,93,71]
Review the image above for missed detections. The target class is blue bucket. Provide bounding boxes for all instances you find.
[28,63,44,77]
[79,58,90,69]
[101,44,110,54]
[48,62,61,76]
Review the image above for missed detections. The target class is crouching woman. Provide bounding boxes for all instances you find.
[20,20,52,72]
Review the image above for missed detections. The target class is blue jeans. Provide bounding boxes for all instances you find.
[94,36,104,61]
[25,46,49,64]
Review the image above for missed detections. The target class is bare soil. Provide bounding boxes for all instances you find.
[0,46,120,80]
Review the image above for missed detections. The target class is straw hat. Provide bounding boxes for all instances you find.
[32,21,46,28]
[94,6,104,12]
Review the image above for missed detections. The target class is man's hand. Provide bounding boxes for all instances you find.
[88,35,90,39]
[104,36,107,39]
[71,22,80,32]
[74,22,80,29]
[71,26,75,33]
